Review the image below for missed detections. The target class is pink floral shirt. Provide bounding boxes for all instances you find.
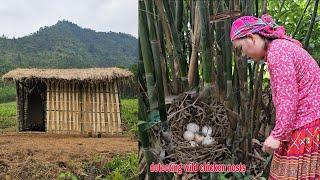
[266,39,320,141]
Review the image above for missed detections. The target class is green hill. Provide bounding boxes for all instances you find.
[0,20,138,74]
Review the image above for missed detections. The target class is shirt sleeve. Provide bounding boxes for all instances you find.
[267,44,299,141]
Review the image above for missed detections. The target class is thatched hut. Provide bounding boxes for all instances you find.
[2,68,133,135]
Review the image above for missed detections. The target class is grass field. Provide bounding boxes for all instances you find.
[0,84,16,103]
[0,99,139,179]
[0,101,16,130]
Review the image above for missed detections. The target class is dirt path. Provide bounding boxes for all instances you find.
[0,133,138,179]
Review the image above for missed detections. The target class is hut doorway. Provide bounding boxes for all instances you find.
[18,81,47,132]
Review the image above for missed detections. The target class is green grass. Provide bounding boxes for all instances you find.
[120,99,138,136]
[57,153,139,180]
[0,101,17,129]
[103,153,138,180]
[0,85,16,103]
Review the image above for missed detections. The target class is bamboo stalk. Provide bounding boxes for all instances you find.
[255,0,258,17]
[188,2,200,89]
[198,0,213,92]
[92,84,98,134]
[62,82,65,133]
[234,0,240,11]
[114,82,122,134]
[262,0,268,14]
[50,82,55,133]
[103,83,107,133]
[84,85,88,134]
[100,83,105,133]
[253,64,265,137]
[237,56,250,164]
[98,83,102,133]
[60,82,64,133]
[57,82,61,134]
[303,0,319,49]
[137,18,156,179]
[67,83,71,134]
[52,82,56,133]
[64,82,68,133]
[95,83,98,133]
[162,0,188,90]
[75,83,79,134]
[111,82,117,134]
[225,18,233,108]
[154,0,179,94]
[145,0,167,123]
[46,82,50,132]
[106,83,112,134]
[292,0,312,38]
[78,83,84,134]
[88,84,92,133]
[155,9,170,96]
[139,0,158,110]
[97,83,102,133]
[64,82,67,134]
[71,82,75,133]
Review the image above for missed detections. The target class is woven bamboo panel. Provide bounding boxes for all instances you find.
[45,81,122,135]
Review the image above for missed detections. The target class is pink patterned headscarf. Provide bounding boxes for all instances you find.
[230,14,301,46]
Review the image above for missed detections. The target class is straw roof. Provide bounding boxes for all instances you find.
[2,68,133,82]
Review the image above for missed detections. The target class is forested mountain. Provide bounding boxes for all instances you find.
[0,20,138,74]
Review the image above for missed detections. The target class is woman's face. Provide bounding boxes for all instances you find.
[232,34,267,62]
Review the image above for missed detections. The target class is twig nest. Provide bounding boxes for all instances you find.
[183,131,195,141]
[201,126,213,137]
[194,134,205,144]
[186,123,199,133]
[189,141,198,147]
[202,136,214,146]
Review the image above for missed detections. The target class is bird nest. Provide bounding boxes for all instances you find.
[162,92,231,164]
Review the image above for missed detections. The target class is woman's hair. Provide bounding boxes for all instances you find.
[262,35,275,50]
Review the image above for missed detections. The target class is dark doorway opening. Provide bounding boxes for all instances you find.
[20,81,46,132]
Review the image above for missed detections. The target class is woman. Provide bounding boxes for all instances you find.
[230,15,320,179]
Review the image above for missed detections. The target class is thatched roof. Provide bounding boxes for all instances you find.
[2,68,133,82]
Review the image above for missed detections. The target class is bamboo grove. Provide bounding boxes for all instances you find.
[137,0,319,179]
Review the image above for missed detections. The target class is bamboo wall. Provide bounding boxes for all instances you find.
[46,81,122,135]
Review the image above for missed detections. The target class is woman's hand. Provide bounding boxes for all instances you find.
[262,135,281,154]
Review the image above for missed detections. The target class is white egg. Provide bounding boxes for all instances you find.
[202,136,214,146]
[194,134,205,144]
[189,141,198,147]
[201,126,213,136]
[183,131,195,141]
[186,123,200,133]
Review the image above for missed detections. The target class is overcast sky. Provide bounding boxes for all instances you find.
[0,0,138,38]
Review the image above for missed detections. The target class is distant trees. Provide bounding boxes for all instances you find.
[0,21,138,70]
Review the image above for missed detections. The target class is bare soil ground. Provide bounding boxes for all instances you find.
[0,132,138,179]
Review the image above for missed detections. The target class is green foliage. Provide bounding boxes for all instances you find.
[0,20,138,69]
[0,101,16,129]
[57,171,78,180]
[0,101,16,116]
[102,153,138,180]
[0,84,16,103]
[268,0,320,62]
[120,99,138,135]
